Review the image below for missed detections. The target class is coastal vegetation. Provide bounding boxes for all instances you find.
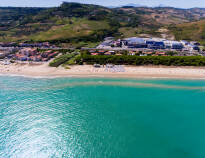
[77,54,205,66]
[49,50,205,67]
[49,54,75,67]
[49,52,79,67]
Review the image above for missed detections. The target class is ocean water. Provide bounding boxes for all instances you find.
[1,76,205,158]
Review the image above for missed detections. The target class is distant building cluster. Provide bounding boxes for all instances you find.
[87,37,204,56]
[0,47,17,59]
[97,37,201,53]
[0,41,59,63]
[15,48,58,62]
[87,49,174,56]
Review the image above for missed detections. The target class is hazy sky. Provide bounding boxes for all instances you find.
[0,0,205,8]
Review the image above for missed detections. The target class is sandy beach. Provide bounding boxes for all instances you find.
[1,62,205,79]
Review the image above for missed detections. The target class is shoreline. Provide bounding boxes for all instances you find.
[1,63,205,79]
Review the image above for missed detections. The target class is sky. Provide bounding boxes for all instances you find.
[0,0,205,8]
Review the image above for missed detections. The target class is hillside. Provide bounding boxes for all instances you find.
[1,3,205,47]
[0,7,45,29]
[0,3,159,46]
[169,20,205,45]
[129,7,205,24]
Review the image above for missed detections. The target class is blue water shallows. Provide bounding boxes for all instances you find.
[1,76,205,158]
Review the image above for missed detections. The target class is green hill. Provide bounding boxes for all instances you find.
[1,3,205,47]
[0,3,142,45]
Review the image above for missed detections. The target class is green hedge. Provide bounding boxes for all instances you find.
[49,54,74,67]
[77,54,205,66]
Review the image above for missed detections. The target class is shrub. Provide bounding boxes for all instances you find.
[49,54,74,67]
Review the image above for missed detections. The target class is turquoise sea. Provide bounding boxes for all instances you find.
[1,76,205,158]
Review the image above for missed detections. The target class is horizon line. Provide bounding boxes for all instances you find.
[0,2,204,9]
